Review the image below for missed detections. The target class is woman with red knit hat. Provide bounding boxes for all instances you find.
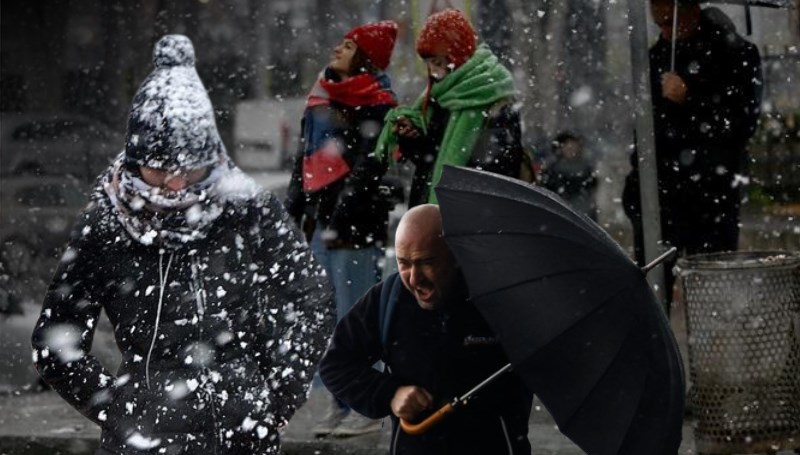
[374,9,526,207]
[284,20,398,438]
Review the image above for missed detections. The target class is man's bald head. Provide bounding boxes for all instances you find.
[394,204,456,310]
[395,204,444,247]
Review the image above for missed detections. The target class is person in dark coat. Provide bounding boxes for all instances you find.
[284,20,398,251]
[622,0,762,306]
[539,131,598,221]
[283,20,399,437]
[319,204,533,455]
[372,9,527,207]
[31,35,335,455]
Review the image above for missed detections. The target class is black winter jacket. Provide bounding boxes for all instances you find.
[285,98,394,248]
[398,98,525,207]
[540,157,598,220]
[32,185,335,455]
[319,274,533,455]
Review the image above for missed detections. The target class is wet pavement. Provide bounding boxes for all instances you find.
[5,386,800,454]
[0,384,691,455]
[3,293,798,455]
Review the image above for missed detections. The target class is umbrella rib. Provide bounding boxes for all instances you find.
[561,345,645,455]
[555,285,648,444]
[439,185,624,250]
[446,231,631,264]
[469,265,628,301]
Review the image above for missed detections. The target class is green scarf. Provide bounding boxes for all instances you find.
[373,44,517,203]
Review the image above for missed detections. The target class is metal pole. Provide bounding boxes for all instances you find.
[627,0,667,309]
[670,0,679,71]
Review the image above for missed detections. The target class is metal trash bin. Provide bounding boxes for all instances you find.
[677,251,800,454]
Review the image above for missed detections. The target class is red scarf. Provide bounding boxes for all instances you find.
[306,72,397,108]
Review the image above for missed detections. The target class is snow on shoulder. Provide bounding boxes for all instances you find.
[216,166,264,202]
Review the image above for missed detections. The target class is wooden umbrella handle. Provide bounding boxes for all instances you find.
[399,402,456,435]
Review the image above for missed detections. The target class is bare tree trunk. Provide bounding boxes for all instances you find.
[558,0,609,135]
[246,0,270,99]
[476,0,512,64]
[540,0,568,139]
[794,0,800,42]
[100,2,129,128]
[517,0,569,144]
[24,1,69,112]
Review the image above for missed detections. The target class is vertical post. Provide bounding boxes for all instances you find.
[627,0,668,309]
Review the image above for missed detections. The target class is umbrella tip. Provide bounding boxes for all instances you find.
[642,247,678,275]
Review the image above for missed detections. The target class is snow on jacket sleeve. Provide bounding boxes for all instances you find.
[31,202,117,426]
[318,282,405,419]
[258,193,335,425]
[680,41,762,150]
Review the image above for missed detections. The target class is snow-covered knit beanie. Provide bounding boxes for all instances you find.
[344,20,398,71]
[416,9,477,70]
[124,35,224,171]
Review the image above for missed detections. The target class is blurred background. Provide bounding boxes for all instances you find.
[1,0,799,393]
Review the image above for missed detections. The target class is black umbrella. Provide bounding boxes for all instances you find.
[430,165,685,455]
[670,0,792,68]
[705,0,795,35]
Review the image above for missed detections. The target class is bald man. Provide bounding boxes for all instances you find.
[319,205,533,454]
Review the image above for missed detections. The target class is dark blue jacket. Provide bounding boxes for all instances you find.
[319,274,533,455]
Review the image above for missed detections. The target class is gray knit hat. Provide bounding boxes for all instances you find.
[124,35,224,171]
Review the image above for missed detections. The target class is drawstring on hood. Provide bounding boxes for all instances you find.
[146,250,174,389]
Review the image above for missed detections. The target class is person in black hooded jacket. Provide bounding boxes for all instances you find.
[319,204,533,454]
[31,35,334,455]
[622,0,762,307]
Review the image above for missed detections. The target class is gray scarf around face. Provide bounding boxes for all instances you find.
[103,155,228,248]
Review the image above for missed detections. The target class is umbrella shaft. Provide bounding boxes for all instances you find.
[458,363,513,403]
[670,0,678,71]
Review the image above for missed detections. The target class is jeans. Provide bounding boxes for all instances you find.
[310,229,383,321]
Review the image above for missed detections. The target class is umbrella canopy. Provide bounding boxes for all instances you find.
[670,0,792,68]
[702,0,793,35]
[435,166,685,455]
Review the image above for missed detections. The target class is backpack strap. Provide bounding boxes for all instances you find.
[378,272,403,351]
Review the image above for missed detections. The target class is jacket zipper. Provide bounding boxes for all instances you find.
[190,255,206,320]
[146,250,174,390]
[190,255,219,455]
